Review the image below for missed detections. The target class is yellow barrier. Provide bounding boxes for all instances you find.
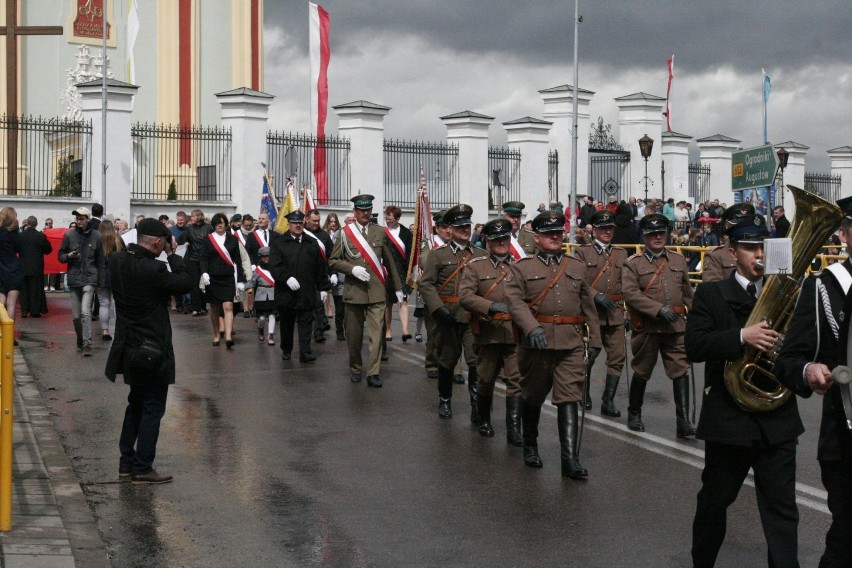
[0,305,12,531]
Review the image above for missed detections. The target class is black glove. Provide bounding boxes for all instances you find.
[488,302,509,315]
[657,306,679,322]
[587,346,602,361]
[402,284,413,297]
[435,306,456,327]
[527,327,548,349]
[594,293,618,310]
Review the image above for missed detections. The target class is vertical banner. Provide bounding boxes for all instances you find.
[126,0,139,84]
[309,3,331,204]
[762,69,771,145]
[406,167,434,287]
[665,55,674,132]
[260,175,278,228]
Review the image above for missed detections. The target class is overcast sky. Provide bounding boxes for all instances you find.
[263,1,852,172]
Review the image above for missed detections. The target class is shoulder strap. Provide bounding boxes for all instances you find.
[482,265,510,301]
[528,258,570,312]
[437,251,472,295]
[643,258,669,297]
[589,252,615,290]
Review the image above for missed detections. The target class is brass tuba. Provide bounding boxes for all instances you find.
[723,185,843,412]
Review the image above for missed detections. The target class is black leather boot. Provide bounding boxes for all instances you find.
[505,396,524,447]
[467,367,480,424]
[627,375,647,432]
[673,376,696,438]
[521,401,543,468]
[557,402,588,479]
[477,394,494,437]
[438,397,452,419]
[601,374,622,417]
[437,367,453,418]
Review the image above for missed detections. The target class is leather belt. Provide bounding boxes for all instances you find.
[535,315,586,325]
[439,295,459,304]
[606,293,623,301]
[672,305,686,314]
[489,313,512,321]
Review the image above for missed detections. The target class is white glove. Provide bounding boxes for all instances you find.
[251,265,256,272]
[351,266,371,282]
[202,273,211,286]
[330,274,339,286]
[395,290,404,304]
[286,277,300,291]
[236,282,245,293]
[320,291,328,302]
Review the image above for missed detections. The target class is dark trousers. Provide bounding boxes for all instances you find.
[312,292,325,338]
[819,459,852,567]
[119,384,169,475]
[20,275,47,315]
[333,294,345,333]
[185,259,205,312]
[692,439,799,568]
[280,308,313,355]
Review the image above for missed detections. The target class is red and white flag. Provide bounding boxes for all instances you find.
[406,166,434,286]
[309,2,330,205]
[302,185,317,213]
[665,55,674,132]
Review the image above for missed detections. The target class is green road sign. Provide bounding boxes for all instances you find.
[731,145,778,191]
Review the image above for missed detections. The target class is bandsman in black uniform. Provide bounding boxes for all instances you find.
[776,195,852,568]
[622,214,695,437]
[505,211,601,479]
[574,209,629,416]
[702,203,755,283]
[502,201,537,258]
[459,218,523,443]
[419,204,487,419]
[687,213,810,567]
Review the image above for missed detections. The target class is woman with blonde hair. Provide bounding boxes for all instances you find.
[98,220,126,340]
[0,207,23,321]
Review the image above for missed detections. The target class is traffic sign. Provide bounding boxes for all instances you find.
[731,145,778,191]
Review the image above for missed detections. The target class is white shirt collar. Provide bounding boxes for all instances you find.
[734,271,762,296]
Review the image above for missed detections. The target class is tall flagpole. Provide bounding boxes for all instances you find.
[101,3,108,211]
[569,0,580,239]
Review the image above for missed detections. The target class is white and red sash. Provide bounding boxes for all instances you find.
[433,234,445,247]
[303,229,327,260]
[384,226,406,257]
[208,233,235,267]
[232,228,246,246]
[253,229,270,248]
[342,223,386,284]
[509,234,527,260]
[254,265,275,287]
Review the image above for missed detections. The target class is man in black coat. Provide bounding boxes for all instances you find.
[772,205,791,238]
[304,208,335,343]
[686,214,813,567]
[268,210,331,363]
[19,216,52,317]
[105,219,193,485]
[775,196,852,568]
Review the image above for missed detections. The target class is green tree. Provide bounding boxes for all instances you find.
[167,178,177,200]
[51,156,82,197]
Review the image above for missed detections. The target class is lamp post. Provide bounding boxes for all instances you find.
[776,147,789,208]
[639,134,654,203]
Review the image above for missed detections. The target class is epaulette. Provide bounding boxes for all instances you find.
[434,243,449,250]
[612,245,629,253]
[467,256,488,264]
[521,228,535,235]
[626,252,644,261]
[667,249,685,259]
[515,256,533,263]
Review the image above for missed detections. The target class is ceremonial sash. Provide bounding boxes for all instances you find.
[232,229,246,246]
[385,227,406,257]
[208,233,235,267]
[509,234,527,260]
[303,229,327,260]
[826,263,852,295]
[253,230,270,248]
[433,235,445,247]
[342,223,386,284]
[254,266,275,286]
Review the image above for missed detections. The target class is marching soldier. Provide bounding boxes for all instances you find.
[622,214,695,437]
[502,201,536,258]
[505,211,602,479]
[329,194,404,387]
[422,210,451,379]
[458,218,523,444]
[574,209,629,416]
[419,204,487,420]
[701,203,755,283]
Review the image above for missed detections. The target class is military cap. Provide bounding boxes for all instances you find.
[837,196,852,220]
[444,204,474,227]
[502,201,526,216]
[350,194,375,210]
[230,213,243,223]
[433,210,448,226]
[721,202,755,226]
[727,214,769,243]
[286,210,305,222]
[482,218,512,240]
[258,246,271,256]
[531,211,564,233]
[136,218,172,238]
[590,210,616,228]
[639,213,670,235]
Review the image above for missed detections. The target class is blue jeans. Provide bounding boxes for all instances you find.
[69,285,95,346]
[119,385,169,475]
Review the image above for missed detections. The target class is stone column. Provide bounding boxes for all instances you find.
[773,141,809,221]
[216,88,275,216]
[660,131,693,204]
[540,85,594,205]
[828,145,852,201]
[78,78,138,222]
[333,100,391,214]
[695,134,742,203]
[615,92,666,201]
[441,111,494,220]
[504,117,552,218]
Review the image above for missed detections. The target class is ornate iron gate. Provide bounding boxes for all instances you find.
[588,118,629,203]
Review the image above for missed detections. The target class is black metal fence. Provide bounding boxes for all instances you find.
[548,149,559,202]
[688,162,711,205]
[266,131,351,206]
[488,146,521,209]
[0,115,92,197]
[132,123,232,201]
[383,139,458,209]
[804,172,841,203]
[589,151,630,203]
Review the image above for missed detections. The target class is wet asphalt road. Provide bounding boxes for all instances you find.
[17,294,831,567]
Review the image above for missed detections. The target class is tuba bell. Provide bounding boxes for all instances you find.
[723,185,843,412]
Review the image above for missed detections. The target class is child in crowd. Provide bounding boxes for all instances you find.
[250,247,277,345]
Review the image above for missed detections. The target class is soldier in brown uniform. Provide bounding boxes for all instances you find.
[574,209,629,417]
[459,218,523,443]
[701,203,755,283]
[421,211,452,379]
[622,214,695,437]
[419,204,488,419]
[505,211,602,479]
[502,201,537,258]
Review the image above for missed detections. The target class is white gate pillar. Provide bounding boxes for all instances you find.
[540,85,594,205]
[334,100,391,214]
[615,92,666,201]
[441,111,494,221]
[504,117,552,218]
[661,131,693,205]
[695,134,741,204]
[828,145,852,202]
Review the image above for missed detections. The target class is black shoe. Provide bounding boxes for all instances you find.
[300,353,317,363]
[336,331,346,341]
[102,332,112,341]
[350,372,362,383]
[478,395,494,437]
[453,374,465,384]
[281,353,291,360]
[322,322,331,332]
[522,402,543,467]
[225,339,234,350]
[438,397,452,419]
[673,376,696,438]
[627,375,647,432]
[367,375,383,388]
[381,352,389,362]
[558,402,588,479]
[30,313,41,318]
[385,336,393,342]
[314,335,326,343]
[427,370,438,379]
[415,333,423,342]
[402,334,412,343]
[505,396,524,447]
[601,374,622,417]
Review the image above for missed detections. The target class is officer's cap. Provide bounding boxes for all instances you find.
[502,201,525,216]
[590,210,616,228]
[432,210,448,227]
[350,194,375,210]
[640,214,670,235]
[444,204,474,227]
[482,219,512,240]
[286,210,305,223]
[230,213,243,223]
[837,196,852,221]
[727,214,770,244]
[531,211,564,233]
[721,203,755,226]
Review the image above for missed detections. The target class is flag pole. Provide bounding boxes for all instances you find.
[569,0,581,242]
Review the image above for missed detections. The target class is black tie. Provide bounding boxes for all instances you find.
[263,230,267,241]
[746,282,757,300]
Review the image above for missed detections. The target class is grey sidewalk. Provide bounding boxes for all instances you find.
[0,348,108,568]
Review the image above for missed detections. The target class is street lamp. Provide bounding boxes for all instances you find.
[776,147,789,207]
[639,134,654,202]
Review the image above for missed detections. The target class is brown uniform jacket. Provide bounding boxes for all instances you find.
[505,254,602,350]
[458,255,515,345]
[329,223,403,305]
[622,250,693,334]
[516,229,537,256]
[420,242,487,322]
[574,243,629,326]
[701,245,736,283]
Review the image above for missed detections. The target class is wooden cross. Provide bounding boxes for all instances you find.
[0,0,62,195]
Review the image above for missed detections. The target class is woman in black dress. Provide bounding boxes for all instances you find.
[0,207,24,320]
[200,213,245,349]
